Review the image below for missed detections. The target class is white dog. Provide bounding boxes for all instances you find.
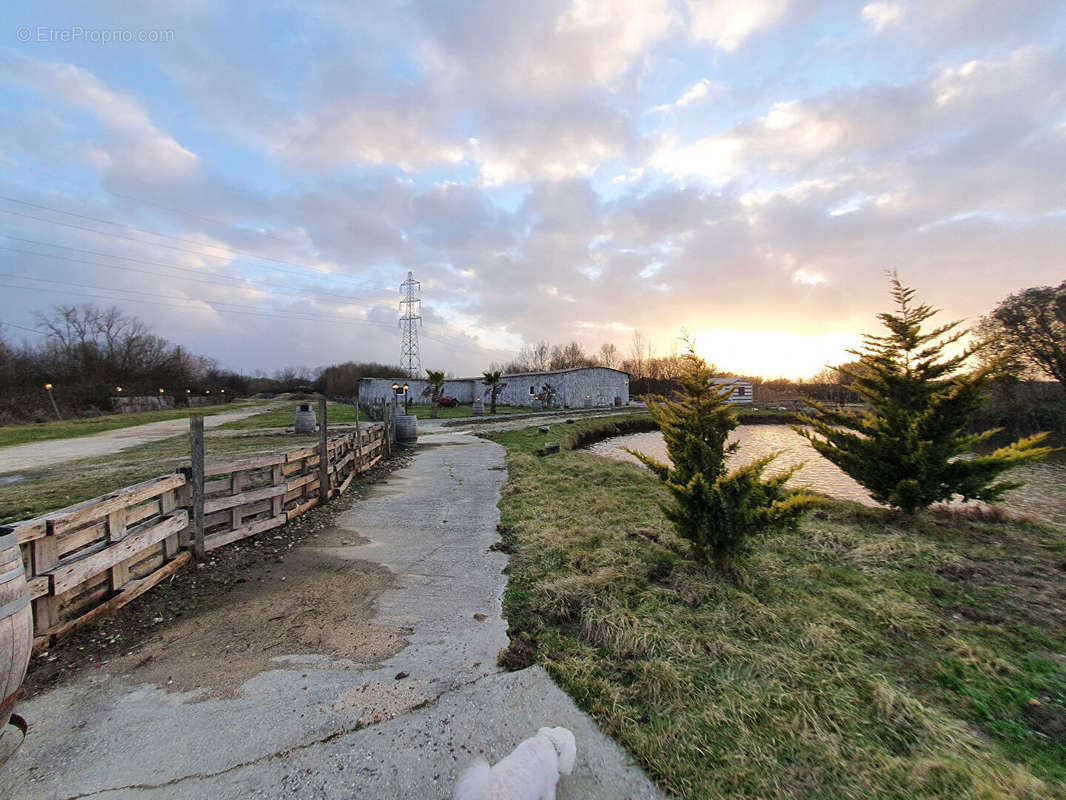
[453,726,577,800]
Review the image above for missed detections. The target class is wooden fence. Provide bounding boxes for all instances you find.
[2,414,387,651]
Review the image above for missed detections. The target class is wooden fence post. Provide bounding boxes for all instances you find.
[353,398,364,468]
[189,414,205,560]
[318,398,329,502]
[381,399,391,458]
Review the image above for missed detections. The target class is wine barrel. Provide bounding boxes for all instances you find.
[0,530,32,742]
[394,414,418,442]
[293,403,317,434]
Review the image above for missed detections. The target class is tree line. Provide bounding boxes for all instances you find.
[0,304,403,424]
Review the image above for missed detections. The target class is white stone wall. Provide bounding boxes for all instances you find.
[359,367,630,411]
[497,368,630,408]
[358,378,477,409]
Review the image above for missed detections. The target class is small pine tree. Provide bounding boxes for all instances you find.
[797,274,1052,514]
[631,343,820,574]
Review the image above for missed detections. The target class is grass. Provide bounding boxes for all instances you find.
[0,429,319,524]
[0,401,268,449]
[218,401,360,430]
[484,418,1066,799]
[218,401,530,430]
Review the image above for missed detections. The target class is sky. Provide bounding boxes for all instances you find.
[0,1,1064,379]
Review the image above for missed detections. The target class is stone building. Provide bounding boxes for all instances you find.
[359,366,630,413]
[709,377,754,405]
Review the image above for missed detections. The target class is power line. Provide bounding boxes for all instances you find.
[0,320,44,335]
[0,271,380,320]
[0,205,383,291]
[0,243,377,307]
[0,281,495,356]
[11,163,298,245]
[0,194,362,281]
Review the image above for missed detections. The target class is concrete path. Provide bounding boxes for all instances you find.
[0,405,275,475]
[2,430,663,799]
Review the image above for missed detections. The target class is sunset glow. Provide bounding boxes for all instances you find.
[693,328,857,380]
[0,2,1062,376]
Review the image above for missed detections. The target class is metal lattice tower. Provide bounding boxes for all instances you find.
[398,271,422,379]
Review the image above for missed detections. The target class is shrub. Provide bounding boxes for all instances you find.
[797,274,1053,514]
[630,342,820,574]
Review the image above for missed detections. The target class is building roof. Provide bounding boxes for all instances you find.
[489,366,629,380]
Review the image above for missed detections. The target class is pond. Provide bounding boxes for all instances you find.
[585,425,1066,529]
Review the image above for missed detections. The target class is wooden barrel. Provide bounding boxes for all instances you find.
[394,414,418,442]
[293,403,317,434]
[0,530,32,741]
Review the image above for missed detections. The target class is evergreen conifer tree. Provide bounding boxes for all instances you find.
[797,275,1052,514]
[631,342,820,573]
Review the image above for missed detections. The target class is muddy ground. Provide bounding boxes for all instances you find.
[23,451,413,700]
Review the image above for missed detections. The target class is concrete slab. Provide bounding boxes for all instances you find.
[81,667,661,800]
[1,430,664,800]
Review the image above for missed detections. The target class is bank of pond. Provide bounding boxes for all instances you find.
[585,424,1066,530]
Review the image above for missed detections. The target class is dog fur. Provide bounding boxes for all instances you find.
[453,726,577,800]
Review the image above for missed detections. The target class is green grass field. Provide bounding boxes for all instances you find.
[0,401,268,449]
[485,418,1066,799]
[219,401,529,428]
[218,401,360,430]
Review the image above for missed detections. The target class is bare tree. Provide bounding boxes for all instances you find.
[598,342,619,369]
[36,304,177,385]
[629,330,647,379]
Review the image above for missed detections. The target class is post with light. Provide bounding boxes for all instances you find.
[44,383,61,420]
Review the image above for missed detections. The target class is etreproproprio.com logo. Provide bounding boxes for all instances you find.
[17,25,175,44]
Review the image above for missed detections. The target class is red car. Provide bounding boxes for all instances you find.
[438,396,459,408]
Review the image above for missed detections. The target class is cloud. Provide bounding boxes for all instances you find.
[860,2,904,33]
[0,53,197,179]
[3,1,1064,379]
[418,0,678,95]
[472,96,635,184]
[649,77,719,113]
[685,0,790,51]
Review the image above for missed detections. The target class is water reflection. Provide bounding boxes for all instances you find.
[585,426,1065,528]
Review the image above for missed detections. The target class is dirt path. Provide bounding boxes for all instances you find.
[0,405,277,474]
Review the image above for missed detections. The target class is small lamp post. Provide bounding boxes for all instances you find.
[159,388,165,394]
[391,382,401,420]
[44,383,61,420]
[402,383,410,414]
[116,386,123,393]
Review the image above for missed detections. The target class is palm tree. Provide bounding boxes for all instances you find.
[422,369,446,418]
[482,370,507,415]
[540,382,558,409]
